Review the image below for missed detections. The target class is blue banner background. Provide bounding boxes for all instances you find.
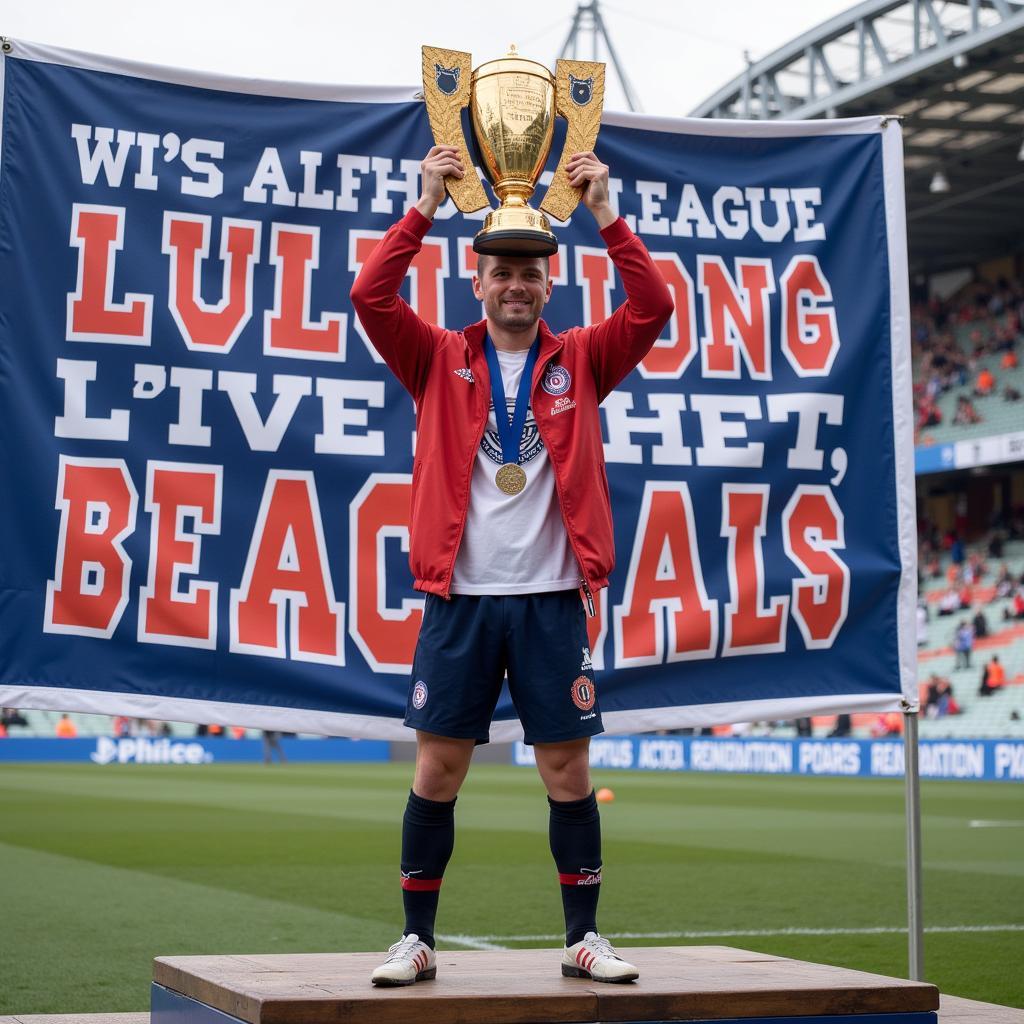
[0,50,911,735]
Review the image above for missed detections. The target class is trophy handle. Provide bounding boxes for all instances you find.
[421,46,490,214]
[540,60,606,223]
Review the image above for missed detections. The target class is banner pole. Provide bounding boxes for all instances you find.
[903,707,924,980]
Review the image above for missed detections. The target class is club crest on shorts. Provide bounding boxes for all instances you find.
[542,363,571,396]
[570,675,596,711]
[569,74,594,106]
[412,680,429,710]
[434,63,460,96]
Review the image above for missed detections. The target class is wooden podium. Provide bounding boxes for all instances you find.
[151,945,940,1024]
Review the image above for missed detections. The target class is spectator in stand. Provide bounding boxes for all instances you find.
[972,607,989,640]
[1001,348,1018,370]
[1005,383,1022,402]
[2,708,28,729]
[974,366,996,396]
[979,656,1006,697]
[54,713,77,738]
[871,712,904,737]
[953,620,974,669]
[916,602,929,647]
[1006,589,1024,621]
[938,588,961,616]
[994,564,1014,599]
[827,714,852,737]
[967,551,987,581]
[950,534,965,566]
[953,395,982,425]
[925,674,959,718]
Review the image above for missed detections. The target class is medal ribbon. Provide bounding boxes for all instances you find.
[483,334,540,467]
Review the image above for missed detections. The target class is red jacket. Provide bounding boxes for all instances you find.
[350,208,674,601]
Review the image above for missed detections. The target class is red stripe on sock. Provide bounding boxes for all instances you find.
[400,875,443,891]
[558,872,602,885]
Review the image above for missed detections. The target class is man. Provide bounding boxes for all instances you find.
[350,145,673,987]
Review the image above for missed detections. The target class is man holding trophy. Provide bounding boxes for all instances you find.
[350,46,673,987]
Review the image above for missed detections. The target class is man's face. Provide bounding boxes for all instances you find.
[472,256,553,332]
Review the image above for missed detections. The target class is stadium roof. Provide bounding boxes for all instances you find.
[690,0,1024,276]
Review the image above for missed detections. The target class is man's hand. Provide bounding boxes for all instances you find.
[566,152,616,229]
[415,145,464,220]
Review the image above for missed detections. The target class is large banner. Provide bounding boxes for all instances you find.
[0,41,916,739]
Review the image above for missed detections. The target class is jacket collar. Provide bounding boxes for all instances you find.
[463,319,564,391]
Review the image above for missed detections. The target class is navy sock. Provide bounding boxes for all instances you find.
[400,790,456,949]
[548,791,602,946]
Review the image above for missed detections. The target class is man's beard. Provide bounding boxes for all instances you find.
[488,299,540,332]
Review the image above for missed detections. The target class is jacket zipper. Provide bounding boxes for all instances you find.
[580,577,595,618]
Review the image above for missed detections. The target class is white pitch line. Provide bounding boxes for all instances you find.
[437,933,510,951]
[969,820,1024,828]
[450,924,1024,944]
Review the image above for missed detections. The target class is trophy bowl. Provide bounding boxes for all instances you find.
[469,50,557,256]
[422,45,605,257]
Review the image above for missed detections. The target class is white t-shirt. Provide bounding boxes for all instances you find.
[450,348,579,595]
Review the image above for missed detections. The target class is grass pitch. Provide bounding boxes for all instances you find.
[0,761,1021,1012]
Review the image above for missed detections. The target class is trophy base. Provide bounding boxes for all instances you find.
[473,205,558,257]
[473,229,558,257]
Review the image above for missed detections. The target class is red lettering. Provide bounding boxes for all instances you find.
[139,463,221,648]
[350,233,451,360]
[45,457,137,637]
[783,486,849,649]
[265,224,347,360]
[639,253,695,379]
[67,204,152,345]
[613,483,717,666]
[721,485,788,655]
[575,247,614,324]
[230,472,344,663]
[698,256,774,379]
[349,474,423,672]
[781,255,840,376]
[163,214,260,352]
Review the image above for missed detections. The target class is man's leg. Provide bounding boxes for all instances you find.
[400,732,475,946]
[535,737,637,983]
[535,738,601,944]
[373,732,475,988]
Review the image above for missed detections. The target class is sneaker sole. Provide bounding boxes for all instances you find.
[371,967,437,987]
[561,964,638,983]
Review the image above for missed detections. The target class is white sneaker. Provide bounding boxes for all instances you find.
[561,931,639,983]
[370,934,437,986]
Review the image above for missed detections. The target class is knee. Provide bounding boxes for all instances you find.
[413,737,473,801]
[537,743,592,801]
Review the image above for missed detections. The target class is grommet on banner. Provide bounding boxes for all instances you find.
[880,114,904,129]
[1,37,13,54]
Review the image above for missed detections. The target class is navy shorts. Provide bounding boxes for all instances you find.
[405,590,603,745]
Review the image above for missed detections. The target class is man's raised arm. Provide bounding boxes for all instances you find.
[349,146,466,399]
[568,152,675,402]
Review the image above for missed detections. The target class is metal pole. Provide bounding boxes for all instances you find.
[903,708,924,980]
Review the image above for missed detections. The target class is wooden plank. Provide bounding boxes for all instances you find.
[0,1017,150,1024]
[939,994,1024,1023]
[153,946,940,1024]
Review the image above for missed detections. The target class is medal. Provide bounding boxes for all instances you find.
[495,463,527,495]
[484,334,540,496]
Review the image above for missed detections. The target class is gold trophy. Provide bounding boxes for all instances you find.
[422,45,605,256]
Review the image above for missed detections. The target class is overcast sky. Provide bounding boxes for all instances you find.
[2,0,855,116]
